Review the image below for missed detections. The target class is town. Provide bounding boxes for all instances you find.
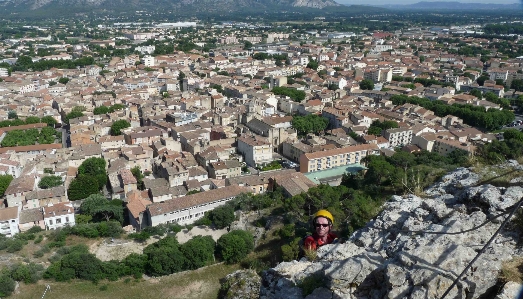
[0,17,522,237]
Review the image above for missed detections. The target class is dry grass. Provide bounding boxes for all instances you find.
[10,263,240,299]
[472,163,523,187]
[302,248,318,262]
[499,257,523,283]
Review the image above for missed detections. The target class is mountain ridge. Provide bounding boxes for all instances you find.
[359,1,519,11]
[0,0,347,16]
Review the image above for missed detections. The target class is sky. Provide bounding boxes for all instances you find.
[337,0,516,5]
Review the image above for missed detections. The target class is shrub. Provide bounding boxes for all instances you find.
[26,226,43,234]
[6,239,26,253]
[216,230,254,264]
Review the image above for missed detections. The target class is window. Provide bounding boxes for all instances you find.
[56,218,61,224]
[49,220,53,225]
[65,217,69,223]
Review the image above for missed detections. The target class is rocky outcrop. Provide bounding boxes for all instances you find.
[220,269,261,299]
[255,162,523,299]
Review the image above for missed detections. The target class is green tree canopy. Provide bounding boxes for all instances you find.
[78,157,107,190]
[24,116,40,124]
[8,110,18,119]
[209,205,235,229]
[503,129,523,142]
[38,175,63,189]
[216,230,254,264]
[68,175,100,201]
[359,79,375,90]
[180,235,215,270]
[144,236,186,276]
[292,114,329,136]
[110,120,131,136]
[93,106,110,115]
[65,111,83,123]
[80,194,124,223]
[0,175,13,197]
[272,87,306,102]
[130,166,145,190]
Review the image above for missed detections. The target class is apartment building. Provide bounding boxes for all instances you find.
[299,144,380,173]
[146,185,251,226]
[42,202,75,230]
[0,207,20,237]
[237,135,273,167]
[383,127,413,147]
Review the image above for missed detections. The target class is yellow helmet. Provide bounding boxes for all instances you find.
[313,209,334,224]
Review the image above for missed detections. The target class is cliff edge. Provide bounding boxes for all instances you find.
[223,161,523,299]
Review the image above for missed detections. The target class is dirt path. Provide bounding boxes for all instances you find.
[91,226,229,261]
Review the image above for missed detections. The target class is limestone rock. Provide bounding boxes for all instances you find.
[495,281,523,299]
[259,166,523,299]
[221,269,261,299]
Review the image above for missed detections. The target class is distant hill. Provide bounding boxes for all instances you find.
[0,0,373,17]
[363,1,520,11]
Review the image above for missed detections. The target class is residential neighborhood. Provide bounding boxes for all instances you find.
[0,19,521,238]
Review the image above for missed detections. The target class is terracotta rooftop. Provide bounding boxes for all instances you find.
[147,185,251,216]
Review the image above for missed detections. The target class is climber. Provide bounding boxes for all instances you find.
[303,209,338,251]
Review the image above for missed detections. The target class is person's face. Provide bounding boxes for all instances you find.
[315,217,331,237]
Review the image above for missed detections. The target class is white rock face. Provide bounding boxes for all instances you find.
[495,281,523,299]
[258,164,523,299]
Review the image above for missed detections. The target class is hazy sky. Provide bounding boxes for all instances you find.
[337,0,516,4]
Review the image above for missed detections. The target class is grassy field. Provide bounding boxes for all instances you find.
[11,263,240,299]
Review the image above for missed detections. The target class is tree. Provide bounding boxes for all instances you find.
[80,194,124,223]
[511,79,523,92]
[292,114,329,136]
[477,75,489,86]
[359,79,374,90]
[243,41,253,50]
[272,86,306,102]
[38,175,63,189]
[306,60,318,70]
[504,129,523,142]
[144,236,186,276]
[7,110,17,119]
[41,116,57,127]
[78,157,107,190]
[24,116,40,124]
[0,175,13,197]
[68,175,100,201]
[122,253,148,277]
[367,126,382,136]
[110,120,130,136]
[58,77,69,84]
[209,205,235,229]
[65,111,83,122]
[93,106,110,115]
[216,230,254,264]
[180,235,215,269]
[130,166,145,190]
[0,272,16,297]
[469,89,482,99]
[364,155,396,185]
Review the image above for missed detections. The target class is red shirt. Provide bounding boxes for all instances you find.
[303,232,338,250]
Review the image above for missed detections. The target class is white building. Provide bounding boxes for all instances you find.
[42,202,75,230]
[142,55,155,67]
[136,46,156,55]
[0,68,9,77]
[383,128,413,147]
[146,185,251,226]
[0,207,20,237]
[237,135,273,167]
